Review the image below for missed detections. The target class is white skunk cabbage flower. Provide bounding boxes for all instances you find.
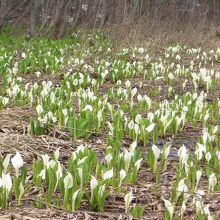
[177,179,188,199]
[130,141,137,153]
[164,145,171,159]
[11,151,24,177]
[134,158,143,171]
[135,114,142,124]
[137,94,143,102]
[77,156,88,166]
[107,121,114,136]
[143,95,151,109]
[64,172,73,190]
[56,161,63,180]
[0,172,12,192]
[163,198,174,219]
[152,145,161,161]
[125,80,131,88]
[204,204,211,217]
[54,148,60,161]
[178,145,188,164]
[128,120,134,130]
[77,168,83,186]
[178,179,188,192]
[42,154,50,167]
[195,199,203,215]
[103,168,113,180]
[3,154,12,171]
[119,169,126,187]
[146,123,155,133]
[124,190,133,213]
[98,184,106,199]
[131,87,137,99]
[124,149,132,172]
[97,110,103,125]
[205,152,211,163]
[48,160,56,169]
[195,143,206,160]
[39,169,46,180]
[180,200,186,217]
[72,189,80,211]
[2,97,9,106]
[134,124,140,135]
[83,105,93,112]
[208,173,217,192]
[105,154,113,165]
[90,175,98,192]
[36,104,43,115]
[196,170,202,187]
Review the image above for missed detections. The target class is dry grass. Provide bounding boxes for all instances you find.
[102,19,220,52]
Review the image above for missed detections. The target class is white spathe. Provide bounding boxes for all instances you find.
[196,170,202,187]
[0,172,12,192]
[103,168,113,180]
[119,169,126,186]
[124,149,132,172]
[90,175,98,191]
[105,154,113,165]
[134,158,143,171]
[124,190,133,213]
[64,172,73,190]
[146,123,155,133]
[3,154,11,171]
[11,151,24,177]
[208,173,217,192]
[163,199,174,218]
[152,145,161,160]
[54,148,60,161]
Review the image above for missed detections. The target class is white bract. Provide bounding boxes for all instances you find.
[105,154,113,165]
[135,114,142,124]
[164,145,171,159]
[0,172,12,192]
[42,154,50,167]
[36,104,43,115]
[54,148,60,161]
[72,189,80,211]
[196,170,202,187]
[103,168,113,180]
[64,172,73,189]
[163,199,174,219]
[98,184,106,200]
[178,145,188,165]
[3,154,11,171]
[152,145,161,160]
[119,169,126,187]
[83,105,93,111]
[134,158,143,171]
[130,141,137,152]
[11,151,24,177]
[208,173,217,192]
[39,169,46,180]
[177,179,188,199]
[205,152,211,163]
[124,150,132,172]
[124,190,133,213]
[146,123,155,133]
[90,175,98,192]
